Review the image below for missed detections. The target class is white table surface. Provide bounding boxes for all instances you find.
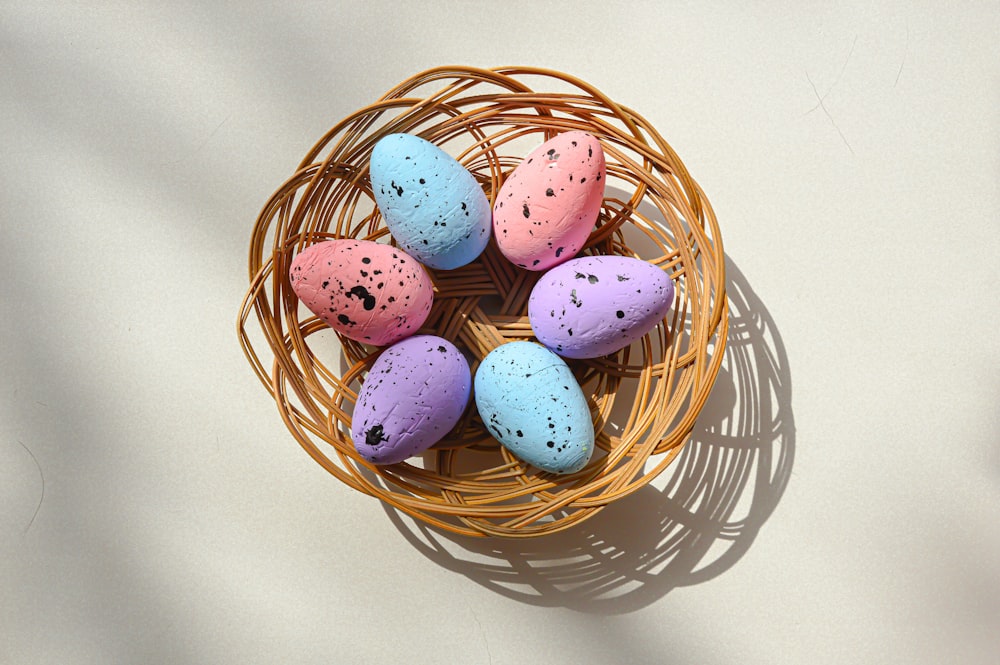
[3,2,999,663]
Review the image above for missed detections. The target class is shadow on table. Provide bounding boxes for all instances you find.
[383,255,795,614]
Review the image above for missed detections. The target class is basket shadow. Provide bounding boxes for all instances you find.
[381,254,795,613]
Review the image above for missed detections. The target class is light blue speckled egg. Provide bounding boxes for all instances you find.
[370,134,492,270]
[474,341,595,474]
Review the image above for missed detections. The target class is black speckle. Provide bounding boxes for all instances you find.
[345,285,376,310]
[461,202,467,210]
[361,257,371,264]
[617,274,630,282]
[588,146,592,158]
[587,274,599,284]
[546,441,555,448]
[419,178,426,184]
[547,148,558,160]
[522,203,530,218]
[616,310,625,319]
[438,346,447,353]
[365,424,388,447]
[321,280,329,289]
[516,430,523,437]
[532,259,540,266]
[580,177,586,183]
[596,173,602,181]
[555,246,565,257]
[568,328,573,336]
[390,180,404,196]
[337,314,355,326]
[546,188,555,197]
[571,140,577,147]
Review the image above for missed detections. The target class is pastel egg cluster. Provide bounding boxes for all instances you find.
[287,131,675,473]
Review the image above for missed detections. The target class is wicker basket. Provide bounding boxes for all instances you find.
[237,66,728,538]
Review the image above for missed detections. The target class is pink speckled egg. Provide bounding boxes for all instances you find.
[288,239,433,346]
[493,131,605,271]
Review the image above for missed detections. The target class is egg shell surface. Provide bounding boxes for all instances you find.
[493,131,605,271]
[474,341,595,475]
[370,134,492,270]
[288,239,433,346]
[528,255,675,359]
[351,335,472,464]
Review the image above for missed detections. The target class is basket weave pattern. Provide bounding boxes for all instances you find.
[238,66,728,538]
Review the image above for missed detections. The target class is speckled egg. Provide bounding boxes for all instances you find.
[288,239,433,346]
[528,255,675,359]
[351,335,471,465]
[492,131,605,271]
[370,134,492,270]
[474,341,595,475]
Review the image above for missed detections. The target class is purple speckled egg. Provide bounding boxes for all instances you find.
[528,255,675,359]
[351,335,471,464]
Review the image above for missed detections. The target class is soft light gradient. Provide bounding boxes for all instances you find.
[2,2,998,664]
